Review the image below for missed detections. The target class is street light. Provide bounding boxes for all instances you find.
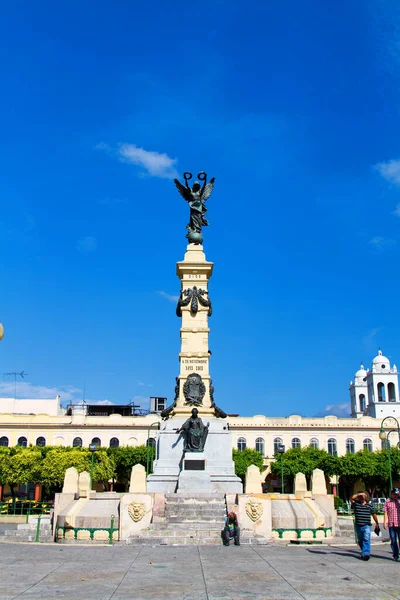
[277,444,285,494]
[89,443,97,489]
[379,417,400,494]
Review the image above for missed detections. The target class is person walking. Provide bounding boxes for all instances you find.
[223,511,240,546]
[383,489,400,561]
[350,492,379,561]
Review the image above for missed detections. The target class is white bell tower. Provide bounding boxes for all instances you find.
[364,349,400,418]
[349,364,367,417]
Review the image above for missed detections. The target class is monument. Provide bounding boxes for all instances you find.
[147,171,243,493]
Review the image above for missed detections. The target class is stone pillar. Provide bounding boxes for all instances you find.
[62,467,79,495]
[245,465,263,493]
[311,469,327,495]
[294,472,307,496]
[175,244,214,417]
[129,464,147,493]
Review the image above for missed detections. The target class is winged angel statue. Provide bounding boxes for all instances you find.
[174,171,215,244]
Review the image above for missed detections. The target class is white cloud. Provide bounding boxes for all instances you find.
[316,403,350,418]
[76,236,97,253]
[136,381,145,387]
[368,236,396,250]
[362,327,381,350]
[374,159,400,185]
[92,399,114,405]
[157,290,179,303]
[97,141,178,179]
[0,381,81,402]
[392,203,400,217]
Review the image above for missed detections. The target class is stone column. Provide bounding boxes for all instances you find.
[175,244,214,417]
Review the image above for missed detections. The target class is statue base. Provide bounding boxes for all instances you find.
[146,418,243,494]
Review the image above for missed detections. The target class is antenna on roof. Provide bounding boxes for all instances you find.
[3,371,28,399]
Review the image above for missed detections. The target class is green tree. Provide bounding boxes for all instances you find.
[108,445,155,487]
[232,448,264,481]
[40,447,115,489]
[0,447,42,496]
[270,446,339,490]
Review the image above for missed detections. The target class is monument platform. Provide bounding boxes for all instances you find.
[147,418,243,494]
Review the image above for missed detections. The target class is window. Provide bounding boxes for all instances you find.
[146,438,156,448]
[109,437,119,448]
[91,437,101,448]
[36,436,46,447]
[237,437,247,451]
[255,437,265,455]
[291,437,301,449]
[156,398,166,412]
[273,437,283,454]
[327,438,337,456]
[345,438,355,454]
[18,436,27,447]
[377,382,386,402]
[310,438,319,449]
[363,438,373,452]
[388,382,396,402]
[359,394,366,412]
[73,437,82,447]
[0,436,9,447]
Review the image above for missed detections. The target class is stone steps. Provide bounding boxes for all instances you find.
[149,522,224,531]
[127,492,228,546]
[125,534,268,546]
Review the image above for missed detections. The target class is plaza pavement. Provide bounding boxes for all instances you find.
[0,541,399,600]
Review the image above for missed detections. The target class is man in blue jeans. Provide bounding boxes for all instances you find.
[383,489,400,561]
[351,492,379,561]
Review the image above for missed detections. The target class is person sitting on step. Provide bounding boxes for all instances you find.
[223,511,240,546]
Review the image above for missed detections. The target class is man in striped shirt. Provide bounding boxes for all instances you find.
[351,492,379,561]
[383,489,400,561]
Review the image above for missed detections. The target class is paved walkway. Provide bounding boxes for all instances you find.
[0,541,399,599]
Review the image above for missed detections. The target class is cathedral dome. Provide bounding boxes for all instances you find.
[372,349,390,371]
[354,364,367,381]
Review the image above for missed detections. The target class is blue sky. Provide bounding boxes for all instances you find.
[1,0,400,417]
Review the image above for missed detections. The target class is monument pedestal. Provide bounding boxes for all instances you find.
[147,418,243,494]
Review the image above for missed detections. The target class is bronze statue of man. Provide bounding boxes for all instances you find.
[176,408,209,452]
[174,171,215,244]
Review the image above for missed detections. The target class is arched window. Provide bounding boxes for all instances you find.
[91,437,101,448]
[273,437,283,454]
[363,438,373,452]
[388,382,396,402]
[291,437,301,449]
[345,438,355,454]
[310,438,319,449]
[146,438,156,448]
[255,437,265,455]
[237,437,247,451]
[72,437,82,447]
[359,394,366,412]
[327,438,337,456]
[109,437,119,448]
[0,436,9,447]
[377,382,386,402]
[18,436,27,447]
[36,436,46,447]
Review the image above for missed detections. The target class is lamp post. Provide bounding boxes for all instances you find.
[277,444,285,494]
[379,417,400,494]
[89,443,97,489]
